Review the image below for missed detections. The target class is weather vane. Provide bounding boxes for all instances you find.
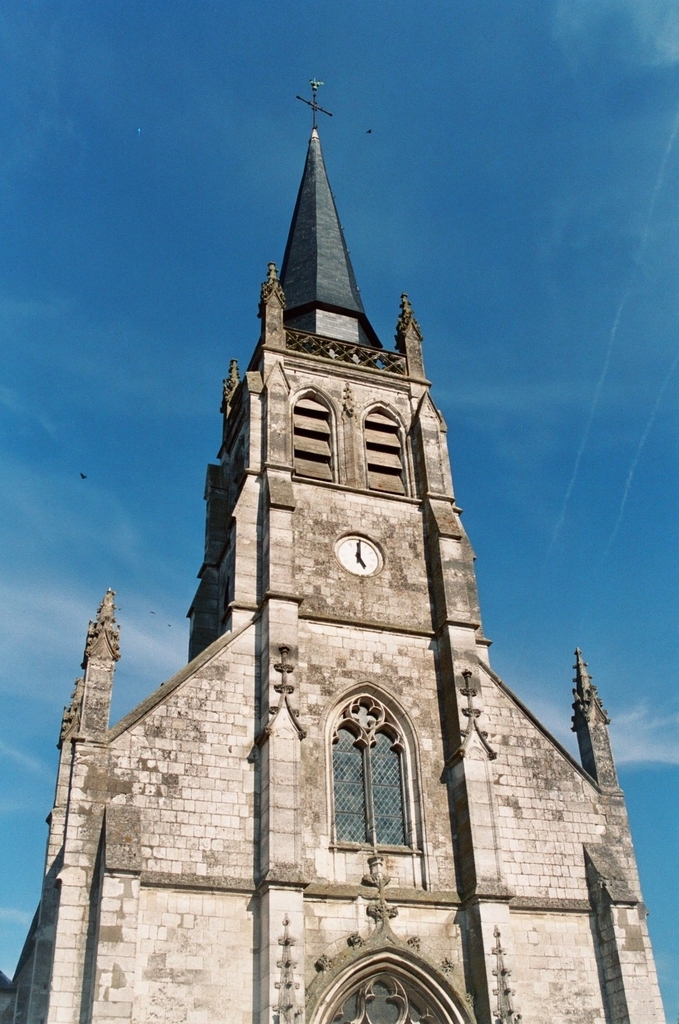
[296,79,333,130]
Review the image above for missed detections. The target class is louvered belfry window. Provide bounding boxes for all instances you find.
[293,396,333,480]
[364,410,405,494]
[332,696,407,847]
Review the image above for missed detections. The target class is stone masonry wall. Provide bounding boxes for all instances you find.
[501,910,607,1023]
[304,899,465,988]
[293,486,433,632]
[108,626,258,885]
[477,664,622,902]
[133,889,253,1024]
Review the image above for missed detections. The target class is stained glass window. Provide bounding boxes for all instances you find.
[372,732,406,846]
[332,698,408,848]
[334,728,368,842]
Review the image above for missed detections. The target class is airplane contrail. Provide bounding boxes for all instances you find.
[544,289,630,558]
[545,101,679,559]
[639,104,679,255]
[602,345,679,560]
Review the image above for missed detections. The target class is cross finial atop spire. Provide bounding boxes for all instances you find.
[296,78,333,131]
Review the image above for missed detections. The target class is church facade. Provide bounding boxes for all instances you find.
[1,127,665,1024]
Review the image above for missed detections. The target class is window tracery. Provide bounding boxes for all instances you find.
[331,975,441,1024]
[332,696,408,847]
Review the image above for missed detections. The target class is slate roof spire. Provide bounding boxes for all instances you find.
[280,128,380,347]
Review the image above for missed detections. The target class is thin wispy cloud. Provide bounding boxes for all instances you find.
[0,386,56,435]
[0,908,32,927]
[611,703,679,764]
[0,576,186,709]
[555,0,679,66]
[504,682,679,767]
[0,742,52,779]
[0,455,144,573]
[0,290,218,421]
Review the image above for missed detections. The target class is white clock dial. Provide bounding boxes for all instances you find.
[335,536,382,577]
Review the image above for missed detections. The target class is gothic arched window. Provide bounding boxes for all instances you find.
[332,696,408,847]
[293,395,333,480]
[364,409,405,494]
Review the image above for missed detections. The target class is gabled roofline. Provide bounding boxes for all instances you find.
[108,614,258,742]
[479,661,600,791]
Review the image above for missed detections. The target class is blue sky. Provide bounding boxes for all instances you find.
[1,0,678,1014]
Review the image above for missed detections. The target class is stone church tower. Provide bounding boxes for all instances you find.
[2,127,665,1024]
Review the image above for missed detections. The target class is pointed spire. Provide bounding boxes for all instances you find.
[396,293,422,342]
[491,927,522,1023]
[274,916,301,1024]
[258,261,286,351]
[280,130,380,347]
[78,589,120,740]
[572,648,609,727]
[395,293,426,379]
[571,648,618,788]
[221,359,240,414]
[59,676,85,747]
[82,588,120,668]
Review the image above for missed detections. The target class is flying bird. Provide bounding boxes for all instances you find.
[80,473,87,479]
[150,611,156,615]
[366,129,372,134]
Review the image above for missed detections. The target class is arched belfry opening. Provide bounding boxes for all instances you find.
[292,392,335,480]
[363,407,407,494]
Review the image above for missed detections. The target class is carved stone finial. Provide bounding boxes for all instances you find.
[221,359,240,414]
[59,676,85,746]
[572,648,610,727]
[362,854,398,929]
[255,645,306,744]
[447,668,497,762]
[273,644,295,695]
[342,382,355,418]
[491,927,522,1023]
[259,261,286,312]
[275,916,301,1024]
[396,292,422,342]
[83,589,120,667]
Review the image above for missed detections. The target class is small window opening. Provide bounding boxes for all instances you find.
[293,397,333,481]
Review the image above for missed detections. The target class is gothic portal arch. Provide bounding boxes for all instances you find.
[307,949,474,1024]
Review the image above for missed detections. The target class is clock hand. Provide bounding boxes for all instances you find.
[355,540,367,569]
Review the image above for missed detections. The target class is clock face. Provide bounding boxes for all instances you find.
[335,535,382,577]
